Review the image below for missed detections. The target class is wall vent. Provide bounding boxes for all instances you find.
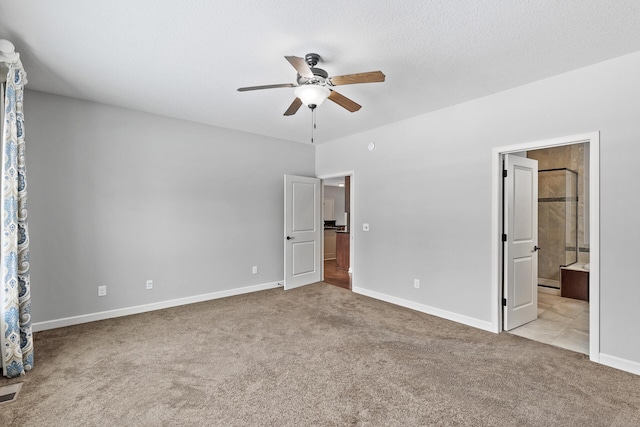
[0,382,22,404]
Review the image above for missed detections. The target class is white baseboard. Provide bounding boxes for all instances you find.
[599,353,640,376]
[352,286,495,333]
[352,286,640,376]
[32,281,282,332]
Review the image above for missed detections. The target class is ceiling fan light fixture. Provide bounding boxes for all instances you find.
[238,54,384,117]
[295,85,330,109]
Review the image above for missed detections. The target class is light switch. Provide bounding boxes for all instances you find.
[363,223,370,232]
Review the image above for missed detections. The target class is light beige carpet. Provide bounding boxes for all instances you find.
[1,283,639,426]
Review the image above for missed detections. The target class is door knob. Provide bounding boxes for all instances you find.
[286,236,294,240]
[533,245,541,251]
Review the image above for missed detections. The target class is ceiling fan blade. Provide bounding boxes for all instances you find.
[284,98,303,116]
[329,71,385,86]
[328,90,361,112]
[237,83,296,92]
[285,56,314,78]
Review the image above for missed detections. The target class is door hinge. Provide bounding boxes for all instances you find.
[502,298,507,307]
[503,169,507,178]
[502,234,507,242]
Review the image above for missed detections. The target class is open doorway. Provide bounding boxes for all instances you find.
[321,173,353,290]
[508,144,590,354]
[491,132,600,363]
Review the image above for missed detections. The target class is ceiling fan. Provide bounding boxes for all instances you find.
[237,53,385,116]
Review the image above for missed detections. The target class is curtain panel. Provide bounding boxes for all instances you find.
[1,61,33,378]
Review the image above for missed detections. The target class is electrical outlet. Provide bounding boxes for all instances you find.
[414,279,420,289]
[146,280,153,290]
[252,266,258,274]
[98,285,107,297]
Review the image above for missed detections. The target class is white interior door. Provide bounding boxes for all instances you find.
[284,174,322,290]
[503,154,539,330]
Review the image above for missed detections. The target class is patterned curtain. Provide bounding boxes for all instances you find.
[1,60,33,378]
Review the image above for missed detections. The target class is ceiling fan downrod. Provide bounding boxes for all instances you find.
[304,53,321,68]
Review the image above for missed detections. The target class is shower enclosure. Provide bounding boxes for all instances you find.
[537,169,578,289]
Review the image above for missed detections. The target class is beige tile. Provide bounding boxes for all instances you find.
[538,293,562,305]
[509,325,558,345]
[551,299,588,318]
[509,318,566,346]
[538,302,552,312]
[568,311,590,332]
[538,308,575,325]
[552,328,589,355]
[507,291,589,355]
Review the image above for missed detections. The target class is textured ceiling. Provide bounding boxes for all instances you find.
[1,1,640,144]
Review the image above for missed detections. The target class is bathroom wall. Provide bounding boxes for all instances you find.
[528,144,589,268]
[535,169,578,285]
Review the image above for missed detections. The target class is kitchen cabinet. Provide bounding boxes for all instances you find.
[344,176,350,214]
[561,266,589,301]
[336,231,349,270]
[323,198,335,220]
[324,229,336,260]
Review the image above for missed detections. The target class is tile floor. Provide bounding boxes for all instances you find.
[508,290,589,355]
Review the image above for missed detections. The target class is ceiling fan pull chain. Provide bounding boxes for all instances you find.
[311,108,315,144]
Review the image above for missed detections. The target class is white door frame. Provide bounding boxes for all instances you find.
[491,132,600,362]
[318,171,355,283]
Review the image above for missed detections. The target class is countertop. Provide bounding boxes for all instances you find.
[562,263,589,272]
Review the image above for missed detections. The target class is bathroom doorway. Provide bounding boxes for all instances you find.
[509,143,590,354]
[507,146,590,354]
[492,132,600,362]
[509,142,590,354]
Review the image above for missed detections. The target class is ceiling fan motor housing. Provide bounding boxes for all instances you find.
[297,53,329,85]
[297,68,328,86]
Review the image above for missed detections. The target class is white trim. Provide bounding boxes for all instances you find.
[318,170,356,281]
[353,286,495,332]
[599,353,640,376]
[491,132,600,362]
[32,281,281,332]
[588,134,600,363]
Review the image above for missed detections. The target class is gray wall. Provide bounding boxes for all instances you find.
[25,91,315,323]
[316,51,640,368]
[22,51,640,372]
